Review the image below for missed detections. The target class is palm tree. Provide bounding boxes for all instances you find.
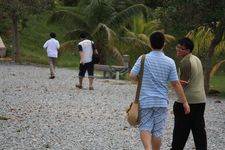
[49,0,148,64]
[187,26,225,58]
[119,17,175,65]
[122,17,175,46]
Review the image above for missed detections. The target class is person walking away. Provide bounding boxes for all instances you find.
[43,32,60,79]
[129,31,190,150]
[76,33,98,90]
[171,37,207,150]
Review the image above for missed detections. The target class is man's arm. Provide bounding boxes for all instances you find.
[129,72,138,82]
[78,44,84,64]
[179,60,191,88]
[180,80,189,87]
[43,41,47,49]
[171,80,190,114]
[79,51,84,64]
[57,41,60,49]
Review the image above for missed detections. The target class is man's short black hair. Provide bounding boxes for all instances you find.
[178,37,194,52]
[150,31,165,49]
[50,32,56,38]
[80,33,86,39]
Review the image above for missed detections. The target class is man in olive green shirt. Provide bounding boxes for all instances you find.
[171,37,207,150]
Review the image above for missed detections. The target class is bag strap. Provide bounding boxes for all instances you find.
[134,55,145,102]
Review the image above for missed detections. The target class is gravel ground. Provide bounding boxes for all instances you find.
[0,63,225,150]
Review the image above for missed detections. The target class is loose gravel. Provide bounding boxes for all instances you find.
[0,63,225,150]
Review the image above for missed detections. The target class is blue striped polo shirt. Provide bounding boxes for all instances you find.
[131,51,178,108]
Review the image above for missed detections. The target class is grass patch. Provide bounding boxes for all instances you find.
[210,72,225,98]
[20,9,79,68]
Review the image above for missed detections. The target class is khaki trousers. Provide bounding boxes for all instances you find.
[48,57,57,77]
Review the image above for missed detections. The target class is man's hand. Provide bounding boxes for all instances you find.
[183,102,190,114]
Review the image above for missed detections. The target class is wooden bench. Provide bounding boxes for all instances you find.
[94,64,129,79]
[94,64,113,78]
[94,55,130,80]
[0,36,6,58]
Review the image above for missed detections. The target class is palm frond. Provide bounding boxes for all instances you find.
[133,17,145,33]
[137,33,149,44]
[92,23,123,61]
[164,34,176,42]
[107,4,148,28]
[110,47,124,64]
[84,0,116,26]
[48,10,90,29]
[144,20,161,35]
[60,40,79,52]
[186,26,222,55]
[122,27,136,38]
[121,37,151,50]
[210,60,225,78]
[65,29,91,40]
[92,23,117,43]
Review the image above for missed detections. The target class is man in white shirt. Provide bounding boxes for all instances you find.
[43,32,60,79]
[76,33,98,90]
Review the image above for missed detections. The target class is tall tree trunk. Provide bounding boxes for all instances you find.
[204,44,216,94]
[204,22,225,94]
[96,39,106,64]
[12,14,21,63]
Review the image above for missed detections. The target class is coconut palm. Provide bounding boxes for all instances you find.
[119,17,175,65]
[187,26,225,58]
[48,0,148,64]
[122,17,175,47]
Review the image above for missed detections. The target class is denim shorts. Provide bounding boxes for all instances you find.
[139,107,168,137]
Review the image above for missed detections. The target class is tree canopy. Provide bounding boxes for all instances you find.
[0,0,54,62]
[162,0,225,93]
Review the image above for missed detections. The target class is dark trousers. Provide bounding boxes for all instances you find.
[171,102,207,150]
[79,62,94,78]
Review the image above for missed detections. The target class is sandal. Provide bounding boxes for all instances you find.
[76,84,82,89]
[89,87,94,90]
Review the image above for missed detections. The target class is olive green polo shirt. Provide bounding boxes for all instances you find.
[177,53,206,104]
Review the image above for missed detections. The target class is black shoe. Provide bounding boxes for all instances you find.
[89,87,94,90]
[49,76,55,79]
[76,84,82,89]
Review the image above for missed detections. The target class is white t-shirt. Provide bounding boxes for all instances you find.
[78,39,94,63]
[43,38,60,58]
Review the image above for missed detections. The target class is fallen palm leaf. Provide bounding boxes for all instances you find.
[0,116,10,120]
[210,60,225,78]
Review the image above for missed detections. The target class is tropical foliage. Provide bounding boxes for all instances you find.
[0,0,54,62]
[119,17,176,65]
[162,0,225,93]
[1,0,225,94]
[49,0,148,64]
[187,25,225,58]
[186,23,225,93]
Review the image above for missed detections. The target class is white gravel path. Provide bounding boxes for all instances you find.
[0,63,225,150]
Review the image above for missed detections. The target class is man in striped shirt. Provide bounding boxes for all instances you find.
[130,31,190,150]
